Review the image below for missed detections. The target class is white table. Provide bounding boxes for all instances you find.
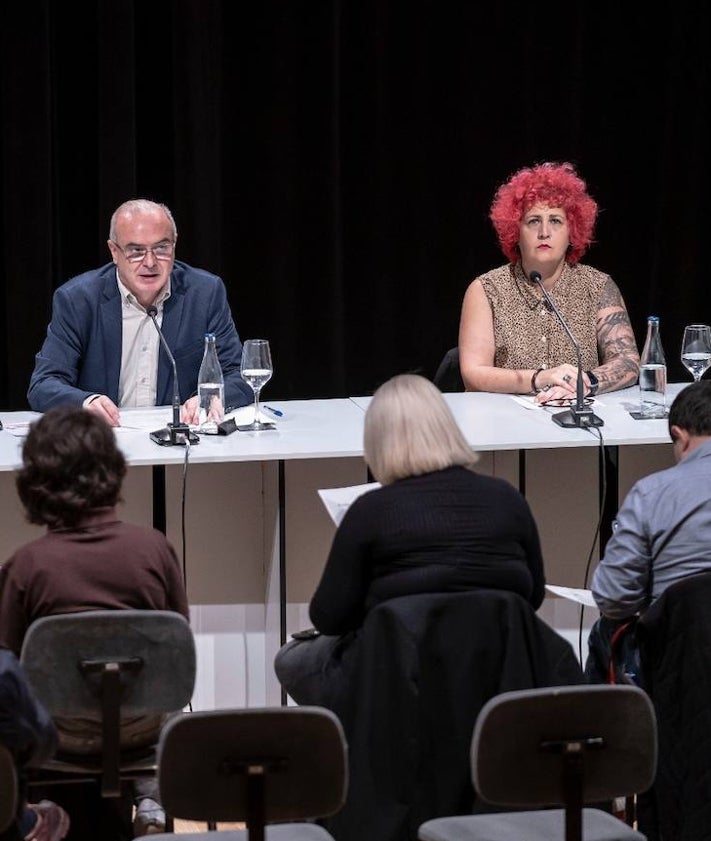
[352,385,684,450]
[352,386,679,543]
[0,384,683,705]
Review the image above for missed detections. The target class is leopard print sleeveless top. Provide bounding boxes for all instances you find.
[478,262,607,371]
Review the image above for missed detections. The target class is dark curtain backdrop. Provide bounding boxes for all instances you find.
[1,1,709,410]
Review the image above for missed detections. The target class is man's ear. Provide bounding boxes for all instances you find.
[107,239,118,265]
[670,425,692,457]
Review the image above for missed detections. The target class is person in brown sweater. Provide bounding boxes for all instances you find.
[0,407,189,838]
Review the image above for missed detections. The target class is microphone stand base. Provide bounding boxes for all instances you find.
[150,423,201,447]
[552,408,604,429]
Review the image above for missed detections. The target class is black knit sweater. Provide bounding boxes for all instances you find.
[310,466,545,635]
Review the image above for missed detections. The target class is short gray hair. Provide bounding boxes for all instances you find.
[364,374,478,485]
[109,199,177,242]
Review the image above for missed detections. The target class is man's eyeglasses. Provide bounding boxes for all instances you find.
[113,241,175,263]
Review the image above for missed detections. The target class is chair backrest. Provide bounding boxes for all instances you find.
[156,706,347,828]
[433,347,464,392]
[635,571,711,841]
[0,743,18,833]
[321,589,585,841]
[472,684,657,808]
[19,609,196,716]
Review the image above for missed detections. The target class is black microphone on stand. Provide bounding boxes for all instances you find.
[529,271,604,429]
[146,306,200,446]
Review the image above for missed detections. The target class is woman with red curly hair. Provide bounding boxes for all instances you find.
[458,162,639,401]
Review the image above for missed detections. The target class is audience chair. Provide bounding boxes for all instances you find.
[433,347,464,392]
[19,610,196,800]
[146,706,347,841]
[418,684,657,841]
[318,589,584,841]
[635,571,711,841]
[0,743,18,833]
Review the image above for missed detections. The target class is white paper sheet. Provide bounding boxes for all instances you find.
[545,584,598,608]
[2,421,31,437]
[318,482,381,526]
[510,395,544,411]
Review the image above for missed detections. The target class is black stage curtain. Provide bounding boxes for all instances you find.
[1,1,709,409]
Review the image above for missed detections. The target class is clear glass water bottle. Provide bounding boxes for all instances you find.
[197,333,225,432]
[639,316,667,418]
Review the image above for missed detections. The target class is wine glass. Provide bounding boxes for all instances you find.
[238,339,275,431]
[681,324,711,382]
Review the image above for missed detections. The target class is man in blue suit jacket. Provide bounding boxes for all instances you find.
[28,200,252,426]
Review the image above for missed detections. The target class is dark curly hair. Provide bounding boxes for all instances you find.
[489,161,598,264]
[16,407,127,529]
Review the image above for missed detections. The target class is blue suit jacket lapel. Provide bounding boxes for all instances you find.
[99,272,122,403]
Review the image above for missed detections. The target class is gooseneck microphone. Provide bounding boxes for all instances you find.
[529,271,604,429]
[146,306,200,446]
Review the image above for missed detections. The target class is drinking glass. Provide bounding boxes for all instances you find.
[681,324,711,382]
[238,339,275,431]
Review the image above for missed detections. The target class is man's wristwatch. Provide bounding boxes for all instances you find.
[586,370,599,397]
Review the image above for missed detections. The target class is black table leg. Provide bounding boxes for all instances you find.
[279,460,287,706]
[152,465,166,534]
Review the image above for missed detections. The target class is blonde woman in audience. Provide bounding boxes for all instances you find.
[275,373,549,703]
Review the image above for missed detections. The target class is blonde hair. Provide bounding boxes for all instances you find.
[364,374,478,484]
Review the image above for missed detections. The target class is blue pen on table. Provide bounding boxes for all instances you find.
[263,405,284,418]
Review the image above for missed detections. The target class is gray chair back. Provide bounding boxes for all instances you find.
[418,684,657,841]
[19,609,196,798]
[156,707,347,833]
[473,684,657,807]
[20,610,196,716]
[0,743,18,832]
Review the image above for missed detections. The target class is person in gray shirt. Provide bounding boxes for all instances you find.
[586,379,711,681]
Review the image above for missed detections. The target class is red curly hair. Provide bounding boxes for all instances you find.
[489,162,598,264]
